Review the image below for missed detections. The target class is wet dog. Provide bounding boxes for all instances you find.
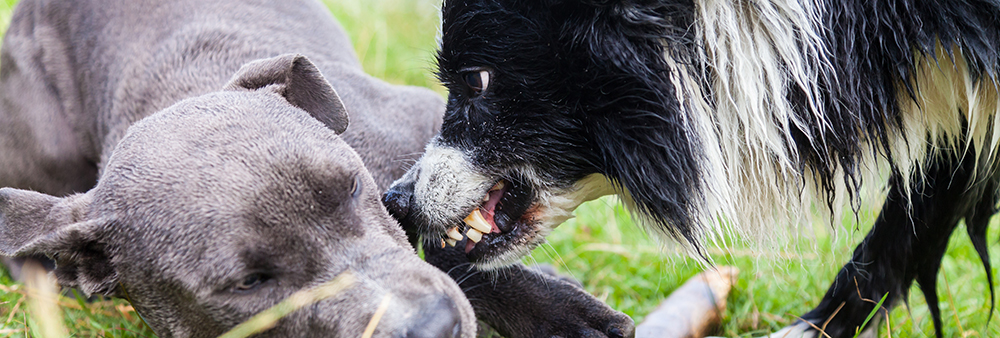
[0,0,476,336]
[384,1,1000,337]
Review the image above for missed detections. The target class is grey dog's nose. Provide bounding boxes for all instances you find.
[406,295,462,338]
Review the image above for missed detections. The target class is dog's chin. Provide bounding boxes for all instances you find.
[463,213,548,270]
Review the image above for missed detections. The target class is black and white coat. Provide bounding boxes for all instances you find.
[384,1,1000,337]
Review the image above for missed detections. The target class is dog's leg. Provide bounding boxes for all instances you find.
[422,238,635,338]
[783,149,997,338]
[0,1,98,197]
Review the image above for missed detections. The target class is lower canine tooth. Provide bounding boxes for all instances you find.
[447,227,464,241]
[445,238,457,247]
[463,209,492,233]
[466,228,483,242]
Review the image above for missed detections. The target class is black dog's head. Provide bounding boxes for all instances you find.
[384,0,704,268]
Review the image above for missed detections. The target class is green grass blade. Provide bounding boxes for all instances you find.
[853,292,889,338]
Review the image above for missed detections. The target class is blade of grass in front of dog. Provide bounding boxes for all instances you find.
[23,260,70,338]
[852,292,888,338]
[217,271,357,338]
[361,294,392,338]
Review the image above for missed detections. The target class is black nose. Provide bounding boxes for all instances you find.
[382,179,414,221]
[406,295,462,338]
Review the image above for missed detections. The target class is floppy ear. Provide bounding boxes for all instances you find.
[0,188,119,296]
[225,53,349,134]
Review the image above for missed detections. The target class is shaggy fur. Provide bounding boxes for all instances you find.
[384,0,1000,336]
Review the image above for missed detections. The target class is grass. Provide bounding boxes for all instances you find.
[0,0,999,337]
[533,195,1000,337]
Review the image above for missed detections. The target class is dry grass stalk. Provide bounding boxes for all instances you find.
[217,270,357,338]
[22,260,70,338]
[360,294,393,338]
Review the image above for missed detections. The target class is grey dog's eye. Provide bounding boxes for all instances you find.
[351,176,362,198]
[234,274,266,292]
[463,70,490,95]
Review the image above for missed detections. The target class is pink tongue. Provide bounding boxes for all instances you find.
[481,189,504,233]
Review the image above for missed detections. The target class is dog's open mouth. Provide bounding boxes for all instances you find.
[440,178,537,262]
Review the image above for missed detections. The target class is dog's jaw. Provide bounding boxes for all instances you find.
[403,141,617,268]
[410,143,494,231]
[472,173,618,270]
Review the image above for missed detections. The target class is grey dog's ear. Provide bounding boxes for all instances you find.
[0,188,119,296]
[225,53,349,134]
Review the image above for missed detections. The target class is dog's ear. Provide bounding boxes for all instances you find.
[0,188,119,296]
[225,54,350,134]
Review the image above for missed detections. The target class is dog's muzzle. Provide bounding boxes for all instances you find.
[383,179,413,221]
[383,177,422,246]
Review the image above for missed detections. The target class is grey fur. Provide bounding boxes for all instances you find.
[0,0,474,337]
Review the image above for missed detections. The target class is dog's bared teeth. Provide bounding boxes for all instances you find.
[482,194,490,202]
[447,227,464,241]
[466,228,483,243]
[445,238,458,247]
[463,209,492,233]
[489,180,505,192]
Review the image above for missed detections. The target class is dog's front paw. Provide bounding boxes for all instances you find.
[759,321,819,338]
[423,240,633,338]
[472,266,634,338]
[523,264,633,338]
[761,318,881,338]
[532,296,634,338]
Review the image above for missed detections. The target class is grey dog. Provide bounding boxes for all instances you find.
[0,0,477,336]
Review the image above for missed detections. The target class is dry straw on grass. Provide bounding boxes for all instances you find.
[217,270,357,338]
[22,260,69,338]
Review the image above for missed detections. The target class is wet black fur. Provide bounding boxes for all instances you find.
[436,0,1000,336]
[422,238,635,338]
[436,0,703,244]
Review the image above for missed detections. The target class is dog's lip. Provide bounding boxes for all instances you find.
[463,215,529,261]
[461,184,540,262]
[434,176,538,262]
[459,178,534,254]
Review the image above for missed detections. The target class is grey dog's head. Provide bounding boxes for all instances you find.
[0,55,476,337]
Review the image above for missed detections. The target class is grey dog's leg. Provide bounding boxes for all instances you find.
[0,2,98,196]
[0,3,99,279]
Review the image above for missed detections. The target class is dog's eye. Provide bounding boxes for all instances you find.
[463,70,490,95]
[351,176,362,199]
[234,273,268,292]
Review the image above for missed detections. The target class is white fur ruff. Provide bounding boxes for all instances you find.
[670,0,1000,247]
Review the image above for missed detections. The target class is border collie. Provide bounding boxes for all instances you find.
[384,0,1000,337]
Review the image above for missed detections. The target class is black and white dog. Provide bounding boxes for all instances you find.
[383,0,1000,337]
